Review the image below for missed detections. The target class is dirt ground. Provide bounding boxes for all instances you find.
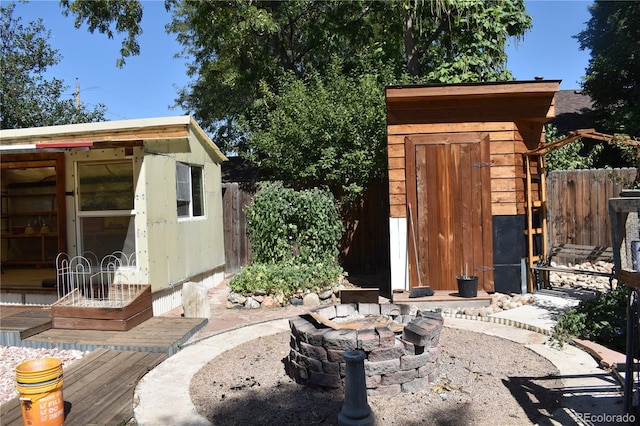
[190,327,564,426]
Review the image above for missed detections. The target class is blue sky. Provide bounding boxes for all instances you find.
[13,0,593,122]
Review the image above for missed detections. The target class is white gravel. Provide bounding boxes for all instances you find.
[0,346,88,405]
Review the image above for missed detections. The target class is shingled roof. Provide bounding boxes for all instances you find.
[222,156,261,183]
[551,89,598,135]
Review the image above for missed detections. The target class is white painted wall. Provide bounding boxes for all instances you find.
[389,217,408,292]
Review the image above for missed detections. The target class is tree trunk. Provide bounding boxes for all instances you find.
[404,11,420,76]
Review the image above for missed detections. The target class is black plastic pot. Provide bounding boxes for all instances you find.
[456,276,478,298]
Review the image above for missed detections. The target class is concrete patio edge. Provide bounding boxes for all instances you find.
[133,319,290,426]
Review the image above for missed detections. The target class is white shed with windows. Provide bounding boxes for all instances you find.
[0,116,227,314]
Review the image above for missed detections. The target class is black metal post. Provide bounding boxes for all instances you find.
[338,350,375,426]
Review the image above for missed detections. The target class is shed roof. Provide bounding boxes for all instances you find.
[0,116,227,162]
[385,80,560,124]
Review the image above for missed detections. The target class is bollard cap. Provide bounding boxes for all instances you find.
[343,350,366,362]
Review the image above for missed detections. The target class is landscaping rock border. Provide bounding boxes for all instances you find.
[226,278,360,309]
[226,261,614,312]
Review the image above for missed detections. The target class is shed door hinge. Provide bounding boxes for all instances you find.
[471,162,491,168]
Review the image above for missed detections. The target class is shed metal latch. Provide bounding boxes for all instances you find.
[471,162,491,168]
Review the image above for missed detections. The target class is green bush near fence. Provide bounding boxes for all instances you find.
[229,182,344,297]
[551,284,627,353]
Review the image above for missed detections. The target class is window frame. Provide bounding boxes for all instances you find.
[74,159,136,260]
[176,161,205,220]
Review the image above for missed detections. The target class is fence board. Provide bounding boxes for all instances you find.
[222,182,254,274]
[546,168,637,248]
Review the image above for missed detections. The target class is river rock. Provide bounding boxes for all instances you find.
[245,297,261,309]
[303,292,320,307]
[228,292,247,305]
[261,296,278,308]
[289,297,303,306]
[319,289,334,300]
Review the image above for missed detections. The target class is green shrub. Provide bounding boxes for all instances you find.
[244,182,343,265]
[229,260,343,297]
[551,285,628,352]
[230,182,345,297]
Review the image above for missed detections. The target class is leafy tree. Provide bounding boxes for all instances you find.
[576,1,640,139]
[60,0,143,68]
[241,60,398,198]
[230,182,344,298]
[544,124,603,171]
[0,3,106,129]
[171,0,530,198]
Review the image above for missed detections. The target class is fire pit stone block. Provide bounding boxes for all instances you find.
[356,328,380,351]
[365,358,401,375]
[368,340,406,362]
[316,305,337,319]
[322,360,341,375]
[381,369,417,386]
[402,315,444,347]
[375,326,395,347]
[323,329,359,351]
[309,370,343,388]
[290,316,317,336]
[380,303,404,316]
[285,358,308,381]
[400,352,431,370]
[335,303,358,317]
[296,353,323,372]
[299,341,328,361]
[417,361,437,378]
[365,374,382,388]
[327,348,346,363]
[357,303,381,316]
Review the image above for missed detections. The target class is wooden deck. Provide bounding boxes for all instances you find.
[392,288,493,310]
[0,306,207,355]
[0,306,209,425]
[1,348,167,426]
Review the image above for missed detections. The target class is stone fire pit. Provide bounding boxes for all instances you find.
[285,303,443,395]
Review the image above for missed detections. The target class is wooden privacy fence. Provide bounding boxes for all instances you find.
[546,167,637,248]
[221,181,391,276]
[339,181,390,275]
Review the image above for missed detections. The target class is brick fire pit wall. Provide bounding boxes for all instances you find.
[285,303,443,395]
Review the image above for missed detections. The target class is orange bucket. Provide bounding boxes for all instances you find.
[15,358,64,426]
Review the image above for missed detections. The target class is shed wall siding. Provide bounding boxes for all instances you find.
[387,121,533,218]
[143,131,225,294]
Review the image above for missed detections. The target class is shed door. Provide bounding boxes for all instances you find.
[406,133,494,292]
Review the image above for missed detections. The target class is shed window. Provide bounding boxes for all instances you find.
[176,162,204,218]
[76,160,136,260]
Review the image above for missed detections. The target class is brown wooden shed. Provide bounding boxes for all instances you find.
[385,80,560,294]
